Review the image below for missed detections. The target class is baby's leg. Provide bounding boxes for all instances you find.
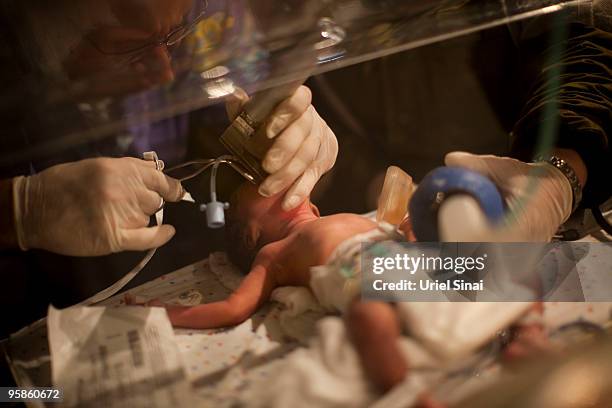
[346,301,408,392]
[414,394,448,408]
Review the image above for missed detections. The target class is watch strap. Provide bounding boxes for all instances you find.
[536,155,583,213]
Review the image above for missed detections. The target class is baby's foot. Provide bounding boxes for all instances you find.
[503,303,552,362]
[503,323,551,362]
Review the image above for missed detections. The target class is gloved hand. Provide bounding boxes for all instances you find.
[12,157,185,256]
[442,152,573,242]
[227,86,338,210]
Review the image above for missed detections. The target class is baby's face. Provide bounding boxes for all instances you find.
[232,183,317,248]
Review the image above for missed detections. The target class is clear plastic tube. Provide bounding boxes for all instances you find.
[165,156,256,184]
[210,160,221,202]
[166,159,216,182]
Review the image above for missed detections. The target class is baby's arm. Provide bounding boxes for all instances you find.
[159,260,276,329]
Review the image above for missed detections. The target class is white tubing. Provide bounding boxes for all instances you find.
[79,208,163,305]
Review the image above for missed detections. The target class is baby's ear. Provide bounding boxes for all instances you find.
[310,202,321,217]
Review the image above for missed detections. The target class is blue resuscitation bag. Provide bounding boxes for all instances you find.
[409,166,505,241]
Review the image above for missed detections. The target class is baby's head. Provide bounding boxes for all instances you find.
[225,183,319,271]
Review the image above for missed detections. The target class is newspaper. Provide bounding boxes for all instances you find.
[47,305,194,408]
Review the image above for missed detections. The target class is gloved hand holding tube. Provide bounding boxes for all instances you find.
[438,151,578,242]
[225,85,338,211]
[12,157,185,256]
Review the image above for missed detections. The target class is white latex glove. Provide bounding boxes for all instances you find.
[441,152,573,242]
[12,157,185,256]
[227,85,338,210]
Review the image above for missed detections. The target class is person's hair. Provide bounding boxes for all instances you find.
[6,0,117,78]
[224,189,258,274]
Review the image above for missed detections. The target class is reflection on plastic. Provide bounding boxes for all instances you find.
[376,166,414,226]
[0,0,587,166]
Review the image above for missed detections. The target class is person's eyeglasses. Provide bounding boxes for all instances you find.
[88,0,208,56]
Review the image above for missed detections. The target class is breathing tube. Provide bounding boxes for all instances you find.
[166,155,256,229]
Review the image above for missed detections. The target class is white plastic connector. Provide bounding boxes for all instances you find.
[200,201,230,229]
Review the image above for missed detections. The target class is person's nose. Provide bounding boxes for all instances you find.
[134,44,175,84]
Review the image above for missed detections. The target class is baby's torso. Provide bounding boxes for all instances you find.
[273,214,380,286]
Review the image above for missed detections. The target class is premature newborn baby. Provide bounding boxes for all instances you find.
[139,183,547,395]
[141,182,415,391]
[152,182,402,329]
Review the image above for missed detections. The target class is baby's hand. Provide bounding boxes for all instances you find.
[123,293,164,307]
[123,293,143,305]
[145,299,165,307]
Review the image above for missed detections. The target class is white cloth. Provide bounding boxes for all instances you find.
[243,317,375,407]
[244,317,443,408]
[397,302,532,360]
[270,287,325,343]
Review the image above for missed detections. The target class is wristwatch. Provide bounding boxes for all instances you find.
[536,155,583,213]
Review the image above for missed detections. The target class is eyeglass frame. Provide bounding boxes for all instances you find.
[87,0,209,56]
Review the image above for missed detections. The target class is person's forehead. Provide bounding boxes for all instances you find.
[108,0,195,34]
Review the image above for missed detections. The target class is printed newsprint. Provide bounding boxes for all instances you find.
[47,305,193,407]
